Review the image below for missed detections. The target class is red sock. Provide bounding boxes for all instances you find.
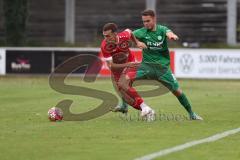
[126,87,143,110]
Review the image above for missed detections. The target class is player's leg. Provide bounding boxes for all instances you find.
[172,88,203,120]
[112,65,155,121]
[111,98,128,114]
[110,66,148,113]
[131,64,155,120]
[157,68,203,120]
[120,75,155,121]
[118,69,143,110]
[110,74,129,113]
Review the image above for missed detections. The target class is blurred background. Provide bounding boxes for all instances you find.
[0,0,239,47]
[0,2,240,160]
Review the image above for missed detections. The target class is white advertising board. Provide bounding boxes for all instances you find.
[174,49,240,79]
[0,49,6,75]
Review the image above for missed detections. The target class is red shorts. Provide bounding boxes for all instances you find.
[112,67,137,82]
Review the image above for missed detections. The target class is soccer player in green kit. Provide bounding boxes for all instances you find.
[135,9,203,120]
[114,9,203,120]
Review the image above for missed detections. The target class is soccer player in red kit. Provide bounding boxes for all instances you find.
[100,23,155,121]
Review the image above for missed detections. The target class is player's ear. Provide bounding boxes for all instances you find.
[153,16,157,23]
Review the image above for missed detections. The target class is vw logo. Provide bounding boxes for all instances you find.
[179,54,194,73]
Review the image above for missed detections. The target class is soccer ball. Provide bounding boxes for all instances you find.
[47,107,63,121]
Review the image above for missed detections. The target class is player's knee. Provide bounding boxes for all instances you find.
[119,76,130,90]
[172,89,182,97]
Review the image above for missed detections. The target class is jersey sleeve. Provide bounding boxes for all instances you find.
[123,29,131,39]
[162,26,172,33]
[133,29,143,40]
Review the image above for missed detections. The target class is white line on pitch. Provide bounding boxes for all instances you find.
[135,127,240,160]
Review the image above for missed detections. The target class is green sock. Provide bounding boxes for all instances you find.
[177,93,193,115]
[120,98,128,109]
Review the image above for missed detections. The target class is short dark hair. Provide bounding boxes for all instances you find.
[103,23,118,32]
[141,9,155,17]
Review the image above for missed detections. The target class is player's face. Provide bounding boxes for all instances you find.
[103,30,117,43]
[142,15,156,30]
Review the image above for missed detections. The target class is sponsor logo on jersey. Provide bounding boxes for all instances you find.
[147,41,163,47]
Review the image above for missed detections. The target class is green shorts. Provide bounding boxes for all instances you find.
[135,63,179,92]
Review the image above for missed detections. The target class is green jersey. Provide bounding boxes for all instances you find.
[133,24,171,66]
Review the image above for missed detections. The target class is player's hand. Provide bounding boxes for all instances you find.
[167,32,179,41]
[137,41,147,49]
[170,34,179,40]
[127,62,141,68]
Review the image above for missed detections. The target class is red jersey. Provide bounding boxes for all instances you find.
[101,30,135,64]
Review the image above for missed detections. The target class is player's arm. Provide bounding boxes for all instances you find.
[101,50,138,70]
[166,31,179,41]
[106,59,139,70]
[125,29,147,49]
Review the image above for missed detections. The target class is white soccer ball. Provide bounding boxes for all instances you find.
[47,107,63,121]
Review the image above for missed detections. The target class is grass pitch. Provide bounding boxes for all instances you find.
[0,76,239,160]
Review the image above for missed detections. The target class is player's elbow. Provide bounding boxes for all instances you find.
[166,31,173,37]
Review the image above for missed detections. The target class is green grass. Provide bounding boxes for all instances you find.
[0,76,240,160]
